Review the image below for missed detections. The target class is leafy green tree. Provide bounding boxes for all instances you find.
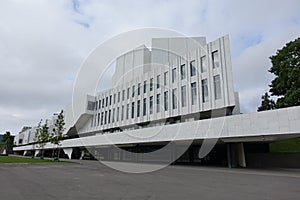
[257,92,276,112]
[35,120,50,159]
[50,110,65,160]
[269,37,300,108]
[1,131,13,154]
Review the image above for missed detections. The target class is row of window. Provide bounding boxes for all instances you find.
[90,51,220,111]
[91,75,221,127]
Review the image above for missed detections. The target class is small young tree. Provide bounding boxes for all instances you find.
[257,92,276,112]
[35,120,50,159]
[50,110,65,160]
[1,131,13,154]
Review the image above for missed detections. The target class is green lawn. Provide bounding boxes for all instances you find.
[270,138,300,153]
[0,156,67,163]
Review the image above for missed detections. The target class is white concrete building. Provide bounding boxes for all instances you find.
[13,35,300,168]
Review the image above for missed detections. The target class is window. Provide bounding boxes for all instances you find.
[172,68,176,83]
[108,110,111,123]
[156,94,160,112]
[164,72,168,86]
[112,108,115,123]
[157,75,160,88]
[87,101,95,111]
[144,81,147,93]
[126,104,129,119]
[99,100,101,109]
[118,92,120,102]
[143,98,147,116]
[105,97,108,107]
[97,113,100,126]
[95,101,98,110]
[150,78,153,91]
[212,51,219,68]
[200,56,207,73]
[137,100,140,117]
[202,79,209,102]
[150,96,153,114]
[121,105,124,120]
[131,102,135,118]
[181,85,187,107]
[104,111,107,124]
[214,75,221,99]
[127,88,130,99]
[132,85,135,98]
[109,95,112,105]
[102,98,105,108]
[113,93,116,104]
[191,82,197,105]
[122,90,125,101]
[180,64,186,80]
[101,112,104,125]
[117,107,119,122]
[190,60,196,77]
[164,91,168,111]
[138,83,141,95]
[172,88,177,109]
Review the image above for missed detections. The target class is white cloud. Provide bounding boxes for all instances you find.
[0,0,299,134]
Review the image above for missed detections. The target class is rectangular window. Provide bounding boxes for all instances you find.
[137,100,140,117]
[113,93,116,104]
[202,79,209,102]
[102,98,105,108]
[106,97,108,107]
[214,75,221,99]
[212,51,219,68]
[112,108,115,123]
[99,100,101,109]
[150,96,153,114]
[144,81,147,93]
[132,85,135,98]
[138,83,141,95]
[200,56,207,73]
[104,111,107,124]
[109,95,112,105]
[190,60,196,77]
[126,104,129,119]
[95,101,98,110]
[101,112,104,125]
[164,72,168,86]
[97,113,100,126]
[122,90,125,101]
[181,85,187,107]
[172,68,176,83]
[117,107,119,122]
[172,88,177,109]
[121,105,124,120]
[131,102,135,118]
[108,110,111,123]
[180,64,186,80]
[191,82,197,105]
[157,75,160,88]
[156,94,160,112]
[164,91,168,111]
[143,98,147,116]
[150,78,153,91]
[127,88,130,99]
[118,92,120,102]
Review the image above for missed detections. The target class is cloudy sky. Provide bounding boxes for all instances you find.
[0,0,300,134]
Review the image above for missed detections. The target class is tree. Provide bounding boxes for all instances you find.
[257,92,276,112]
[35,120,50,159]
[50,110,65,160]
[269,37,300,108]
[1,131,13,154]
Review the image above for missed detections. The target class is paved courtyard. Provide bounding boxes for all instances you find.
[0,160,300,200]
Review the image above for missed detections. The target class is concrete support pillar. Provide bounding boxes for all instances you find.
[23,150,27,156]
[237,143,246,168]
[63,148,73,159]
[226,143,246,168]
[35,150,40,157]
